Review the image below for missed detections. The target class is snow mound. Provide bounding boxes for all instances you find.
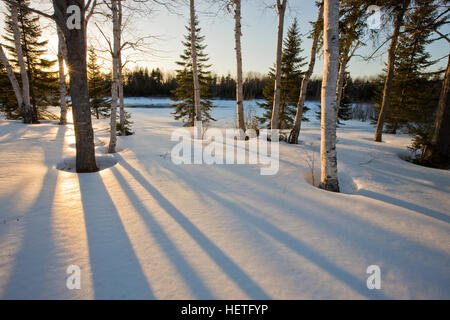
[56,155,118,172]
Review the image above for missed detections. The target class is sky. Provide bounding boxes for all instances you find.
[126,0,449,78]
[1,0,449,79]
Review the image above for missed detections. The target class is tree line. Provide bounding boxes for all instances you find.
[0,0,448,191]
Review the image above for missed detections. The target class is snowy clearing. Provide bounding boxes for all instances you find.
[0,105,449,300]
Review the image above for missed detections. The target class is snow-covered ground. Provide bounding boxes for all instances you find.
[0,102,449,300]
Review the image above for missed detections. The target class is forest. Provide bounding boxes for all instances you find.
[0,0,449,301]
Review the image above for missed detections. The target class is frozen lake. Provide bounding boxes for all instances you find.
[122,97,322,126]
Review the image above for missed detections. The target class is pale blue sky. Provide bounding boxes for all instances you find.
[131,0,449,78]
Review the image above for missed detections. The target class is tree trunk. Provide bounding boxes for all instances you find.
[190,0,201,124]
[424,55,450,165]
[374,1,409,142]
[118,0,125,136]
[53,0,98,172]
[288,1,323,144]
[234,0,246,135]
[57,26,68,125]
[271,0,287,130]
[108,0,120,153]
[11,4,33,124]
[0,44,24,110]
[319,0,340,192]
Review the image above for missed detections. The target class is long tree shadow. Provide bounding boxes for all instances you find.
[165,167,388,299]
[110,166,215,299]
[115,154,270,299]
[2,125,66,299]
[77,173,154,299]
[166,163,450,299]
[358,189,450,224]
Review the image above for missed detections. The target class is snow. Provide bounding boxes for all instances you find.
[0,101,449,300]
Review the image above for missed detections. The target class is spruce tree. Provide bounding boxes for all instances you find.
[0,64,19,119]
[375,3,439,136]
[258,19,307,129]
[2,0,58,120]
[171,16,215,126]
[87,47,111,119]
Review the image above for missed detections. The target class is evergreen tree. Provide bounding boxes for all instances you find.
[258,19,307,129]
[0,64,20,119]
[87,47,111,119]
[2,0,58,120]
[374,3,440,137]
[171,16,215,126]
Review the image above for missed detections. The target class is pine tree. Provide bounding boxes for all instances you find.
[171,16,215,126]
[375,3,439,136]
[87,47,111,120]
[2,0,58,120]
[258,19,307,129]
[0,64,19,119]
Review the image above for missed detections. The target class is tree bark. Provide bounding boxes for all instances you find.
[319,0,340,192]
[0,44,24,110]
[374,1,409,142]
[57,26,68,125]
[11,3,33,123]
[271,0,287,130]
[53,0,98,172]
[190,0,202,124]
[424,55,450,165]
[118,0,125,136]
[234,0,246,135]
[288,1,323,144]
[108,0,120,153]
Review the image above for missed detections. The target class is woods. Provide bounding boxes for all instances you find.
[0,0,450,302]
[0,0,448,170]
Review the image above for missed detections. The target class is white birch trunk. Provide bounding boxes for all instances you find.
[271,0,287,130]
[320,0,340,192]
[190,0,202,126]
[57,26,68,125]
[11,4,33,123]
[118,0,125,136]
[288,1,323,144]
[108,0,120,153]
[0,44,23,109]
[234,0,246,135]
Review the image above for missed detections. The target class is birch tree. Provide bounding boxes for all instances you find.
[374,0,411,142]
[10,2,34,123]
[3,0,99,172]
[57,26,68,125]
[190,0,202,128]
[271,0,287,130]
[288,1,323,144]
[0,44,24,113]
[231,0,245,134]
[320,0,340,192]
[108,0,120,153]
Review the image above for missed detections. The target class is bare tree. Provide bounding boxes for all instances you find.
[57,26,68,125]
[190,0,202,125]
[288,1,323,144]
[374,0,411,142]
[231,0,246,134]
[9,2,34,123]
[424,55,450,164]
[0,44,24,113]
[271,0,287,130]
[320,0,340,192]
